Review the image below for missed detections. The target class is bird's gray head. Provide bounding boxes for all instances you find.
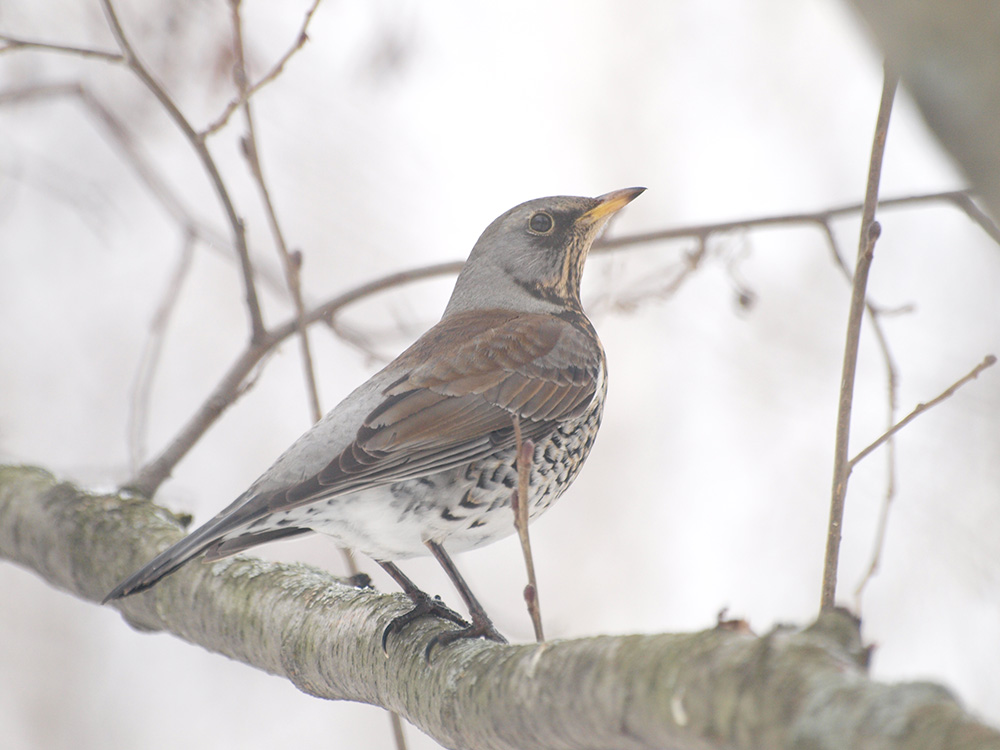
[444,187,645,317]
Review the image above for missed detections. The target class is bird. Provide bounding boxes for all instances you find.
[104,186,645,653]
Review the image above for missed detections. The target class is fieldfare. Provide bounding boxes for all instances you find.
[105,187,645,652]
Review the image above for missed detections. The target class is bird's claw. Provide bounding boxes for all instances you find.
[423,617,507,661]
[381,593,469,654]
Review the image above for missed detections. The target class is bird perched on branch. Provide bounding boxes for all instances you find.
[105,187,645,653]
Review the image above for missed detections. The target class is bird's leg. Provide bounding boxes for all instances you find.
[378,560,468,654]
[423,540,507,658]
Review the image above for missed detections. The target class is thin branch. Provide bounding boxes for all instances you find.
[98,0,266,343]
[201,0,322,138]
[5,77,994,335]
[852,354,995,601]
[4,44,997,324]
[325,317,392,365]
[848,355,996,470]
[589,234,707,316]
[124,261,464,496]
[0,33,123,62]
[822,65,899,611]
[948,192,1000,246]
[596,190,1000,252]
[128,231,196,472]
[816,222,902,609]
[388,712,409,750]
[850,354,996,611]
[0,81,291,298]
[123,339,271,497]
[512,417,543,642]
[3,82,192,227]
[230,0,322,422]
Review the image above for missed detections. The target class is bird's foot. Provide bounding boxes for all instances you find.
[381,592,468,654]
[423,613,507,661]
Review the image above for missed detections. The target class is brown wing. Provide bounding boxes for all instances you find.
[269,309,603,510]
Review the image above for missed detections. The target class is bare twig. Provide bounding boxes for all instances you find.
[322,187,990,346]
[128,232,197,471]
[852,355,997,604]
[3,39,996,266]
[853,475,896,608]
[123,340,268,497]
[817,222,902,610]
[202,0,322,138]
[3,82,195,229]
[821,65,899,611]
[124,261,465,496]
[98,0,266,343]
[849,355,996,471]
[388,712,409,750]
[588,235,708,317]
[948,193,1000,246]
[596,190,1000,252]
[0,33,122,62]
[326,318,392,365]
[0,81,292,297]
[511,416,543,642]
[230,0,322,422]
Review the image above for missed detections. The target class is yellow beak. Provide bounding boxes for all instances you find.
[580,186,646,224]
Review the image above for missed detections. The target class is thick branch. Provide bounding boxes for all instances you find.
[2,465,997,750]
[849,0,1000,220]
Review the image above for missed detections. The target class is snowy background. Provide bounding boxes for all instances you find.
[2,1,999,747]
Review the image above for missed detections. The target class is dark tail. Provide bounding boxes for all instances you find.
[102,510,312,604]
[102,519,230,603]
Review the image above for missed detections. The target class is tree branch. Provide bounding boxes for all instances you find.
[822,65,899,611]
[128,231,196,471]
[849,355,996,470]
[511,418,542,641]
[2,465,998,750]
[201,0,322,138]
[98,0,267,343]
[0,33,123,61]
[816,222,901,609]
[230,0,323,424]
[596,190,1000,251]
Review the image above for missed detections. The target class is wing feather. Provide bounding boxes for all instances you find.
[263,309,603,512]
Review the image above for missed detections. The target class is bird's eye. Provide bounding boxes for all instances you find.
[527,211,554,235]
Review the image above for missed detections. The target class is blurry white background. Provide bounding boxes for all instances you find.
[1,0,998,748]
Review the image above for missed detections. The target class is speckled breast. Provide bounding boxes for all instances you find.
[366,369,608,558]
